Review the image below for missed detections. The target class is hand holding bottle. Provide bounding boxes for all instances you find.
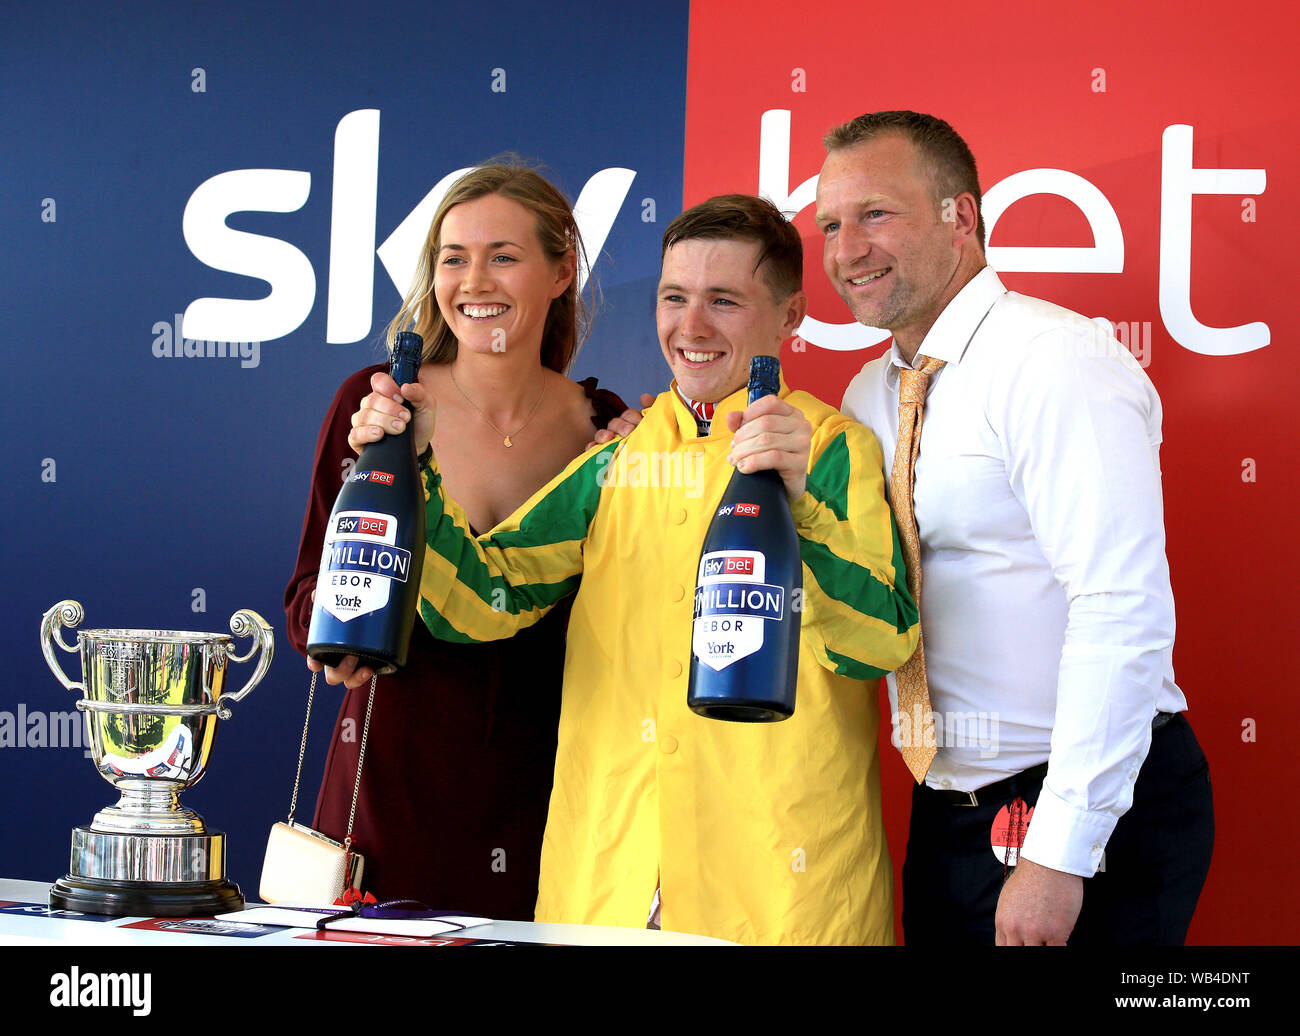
[689,356,803,722]
[307,649,376,690]
[725,394,811,504]
[347,370,436,456]
[308,332,427,687]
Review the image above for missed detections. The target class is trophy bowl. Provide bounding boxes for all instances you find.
[40,600,274,917]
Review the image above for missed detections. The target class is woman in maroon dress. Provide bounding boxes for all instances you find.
[284,164,625,919]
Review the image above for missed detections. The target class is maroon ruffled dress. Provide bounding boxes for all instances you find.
[284,364,625,919]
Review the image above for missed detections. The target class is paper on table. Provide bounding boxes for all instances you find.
[216,904,493,937]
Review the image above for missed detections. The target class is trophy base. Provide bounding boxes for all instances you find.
[55,825,243,916]
[49,874,245,918]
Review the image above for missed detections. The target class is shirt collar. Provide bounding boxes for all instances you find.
[887,265,1006,373]
[674,385,717,431]
[668,374,792,441]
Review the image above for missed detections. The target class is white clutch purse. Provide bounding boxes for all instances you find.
[260,820,364,905]
[259,671,374,904]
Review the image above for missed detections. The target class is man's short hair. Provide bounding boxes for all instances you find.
[661,194,803,300]
[824,111,985,249]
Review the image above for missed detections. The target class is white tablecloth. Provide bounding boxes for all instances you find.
[0,877,735,946]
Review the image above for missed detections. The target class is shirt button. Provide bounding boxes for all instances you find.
[660,735,679,754]
[1129,770,1139,780]
[667,660,682,678]
[671,585,685,602]
[940,779,952,789]
[1092,844,1103,855]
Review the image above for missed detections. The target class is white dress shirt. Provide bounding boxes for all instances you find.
[842,266,1186,877]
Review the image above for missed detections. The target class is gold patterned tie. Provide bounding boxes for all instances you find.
[890,354,946,782]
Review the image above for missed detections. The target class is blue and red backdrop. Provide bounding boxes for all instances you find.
[2,0,1291,944]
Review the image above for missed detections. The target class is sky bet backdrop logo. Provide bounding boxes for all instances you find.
[180,109,637,345]
[754,110,1268,357]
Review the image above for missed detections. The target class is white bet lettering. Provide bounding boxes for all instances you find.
[1159,124,1268,355]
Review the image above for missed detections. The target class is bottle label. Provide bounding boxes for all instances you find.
[318,510,412,622]
[692,549,785,671]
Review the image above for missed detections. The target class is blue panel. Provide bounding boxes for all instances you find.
[1,0,688,897]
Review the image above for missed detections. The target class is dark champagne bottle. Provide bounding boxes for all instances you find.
[688,355,801,722]
[307,331,426,675]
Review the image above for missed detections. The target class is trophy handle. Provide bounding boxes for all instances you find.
[215,609,275,719]
[40,600,86,694]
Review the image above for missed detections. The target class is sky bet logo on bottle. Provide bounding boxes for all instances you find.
[319,510,410,622]
[715,502,760,518]
[703,554,755,578]
[335,515,390,536]
[347,469,394,486]
[693,549,785,670]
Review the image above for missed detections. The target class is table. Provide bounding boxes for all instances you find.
[0,878,735,947]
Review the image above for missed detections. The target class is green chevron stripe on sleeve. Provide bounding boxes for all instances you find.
[799,536,917,636]
[483,441,616,553]
[419,593,480,644]
[805,431,850,523]
[824,643,890,681]
[416,444,613,642]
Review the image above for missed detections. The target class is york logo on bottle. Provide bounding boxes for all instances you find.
[319,510,405,622]
[715,502,760,518]
[692,549,783,671]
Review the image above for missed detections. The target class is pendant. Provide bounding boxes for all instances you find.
[503,436,513,447]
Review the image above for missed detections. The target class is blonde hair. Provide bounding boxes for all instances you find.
[385,161,590,373]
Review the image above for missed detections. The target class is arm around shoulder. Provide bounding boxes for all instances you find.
[792,415,919,680]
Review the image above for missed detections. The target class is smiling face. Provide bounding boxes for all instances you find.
[433,192,574,358]
[656,238,806,403]
[816,133,974,354]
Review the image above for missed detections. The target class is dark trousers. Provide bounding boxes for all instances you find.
[901,713,1215,946]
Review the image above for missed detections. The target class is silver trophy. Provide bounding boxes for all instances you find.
[40,599,273,916]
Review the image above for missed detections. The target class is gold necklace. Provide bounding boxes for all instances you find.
[448,367,548,448]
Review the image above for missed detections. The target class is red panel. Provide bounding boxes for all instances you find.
[685,0,1295,945]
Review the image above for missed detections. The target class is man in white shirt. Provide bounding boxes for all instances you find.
[816,110,1214,945]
